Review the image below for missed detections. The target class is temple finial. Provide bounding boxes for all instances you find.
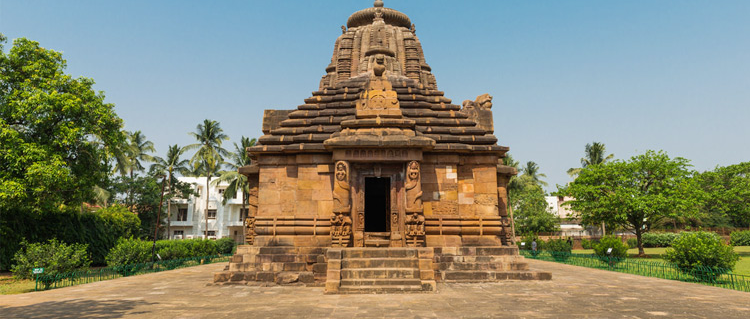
[374,0,384,8]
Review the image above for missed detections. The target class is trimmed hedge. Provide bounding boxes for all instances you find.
[641,232,679,247]
[0,205,139,271]
[106,237,235,267]
[730,230,750,246]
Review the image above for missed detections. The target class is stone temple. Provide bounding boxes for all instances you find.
[215,1,550,293]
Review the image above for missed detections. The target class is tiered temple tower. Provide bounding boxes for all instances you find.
[215,1,550,293]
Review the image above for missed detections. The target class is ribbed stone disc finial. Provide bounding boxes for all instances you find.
[374,0,384,8]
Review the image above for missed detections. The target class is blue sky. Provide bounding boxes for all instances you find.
[2,0,749,191]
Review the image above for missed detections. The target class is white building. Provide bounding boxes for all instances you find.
[166,177,247,243]
[545,196,598,236]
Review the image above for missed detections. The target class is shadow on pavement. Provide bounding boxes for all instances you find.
[0,298,153,319]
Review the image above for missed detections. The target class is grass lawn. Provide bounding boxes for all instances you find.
[0,275,35,295]
[572,246,750,276]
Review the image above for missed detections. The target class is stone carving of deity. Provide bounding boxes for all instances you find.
[332,161,351,213]
[405,161,422,213]
[405,212,425,237]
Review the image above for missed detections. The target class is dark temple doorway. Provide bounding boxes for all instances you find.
[364,177,390,232]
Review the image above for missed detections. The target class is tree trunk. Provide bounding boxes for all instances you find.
[205,175,211,238]
[635,226,645,256]
[166,168,172,239]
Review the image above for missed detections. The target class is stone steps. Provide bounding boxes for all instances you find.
[432,246,551,283]
[215,246,328,287]
[326,248,436,294]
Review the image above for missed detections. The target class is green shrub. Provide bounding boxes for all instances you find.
[11,239,91,279]
[106,237,152,267]
[581,238,599,249]
[545,239,572,261]
[664,231,739,278]
[730,230,750,246]
[641,232,679,248]
[626,238,637,249]
[215,237,236,255]
[594,236,629,261]
[106,238,223,267]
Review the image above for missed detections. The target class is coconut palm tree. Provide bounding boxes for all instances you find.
[151,144,190,238]
[567,142,614,177]
[522,161,548,187]
[185,119,229,238]
[212,136,256,242]
[114,131,155,207]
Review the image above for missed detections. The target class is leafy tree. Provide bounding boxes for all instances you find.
[185,119,229,238]
[512,180,559,234]
[564,150,700,256]
[567,142,615,177]
[0,35,124,212]
[694,162,750,228]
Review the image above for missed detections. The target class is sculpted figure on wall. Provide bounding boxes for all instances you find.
[333,161,351,213]
[405,212,425,238]
[332,161,352,247]
[405,161,423,213]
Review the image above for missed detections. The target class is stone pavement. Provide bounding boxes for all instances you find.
[1,259,748,318]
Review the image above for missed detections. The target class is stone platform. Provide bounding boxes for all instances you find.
[213,246,550,293]
[3,260,749,318]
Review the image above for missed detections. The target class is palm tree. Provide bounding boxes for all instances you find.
[212,136,256,243]
[115,131,155,207]
[151,144,190,239]
[185,120,229,238]
[521,161,548,187]
[567,142,614,177]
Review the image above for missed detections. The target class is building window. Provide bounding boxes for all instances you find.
[173,230,184,237]
[207,209,217,219]
[218,188,225,195]
[240,208,249,221]
[207,231,216,237]
[177,208,188,221]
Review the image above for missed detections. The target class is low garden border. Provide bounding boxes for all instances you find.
[34,254,231,291]
[521,250,750,293]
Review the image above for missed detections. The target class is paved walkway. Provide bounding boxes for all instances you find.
[1,259,748,318]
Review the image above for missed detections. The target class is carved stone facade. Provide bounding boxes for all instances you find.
[215,1,551,291]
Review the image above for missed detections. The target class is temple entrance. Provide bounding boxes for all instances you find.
[364,177,390,232]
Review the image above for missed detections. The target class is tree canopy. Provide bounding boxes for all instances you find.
[0,35,124,212]
[564,150,700,255]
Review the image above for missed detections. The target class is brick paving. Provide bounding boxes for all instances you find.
[1,259,748,318]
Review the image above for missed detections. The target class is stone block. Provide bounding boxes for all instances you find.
[299,272,315,283]
[474,193,497,206]
[418,259,433,270]
[317,200,333,216]
[275,272,300,284]
[473,181,496,194]
[244,272,257,281]
[423,202,433,216]
[475,205,498,216]
[214,272,230,282]
[297,180,319,190]
[258,188,280,205]
[325,280,340,293]
[256,272,276,282]
[420,270,435,280]
[417,248,434,259]
[230,272,245,282]
[297,200,317,214]
[297,189,313,201]
[458,193,474,205]
[326,249,342,259]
